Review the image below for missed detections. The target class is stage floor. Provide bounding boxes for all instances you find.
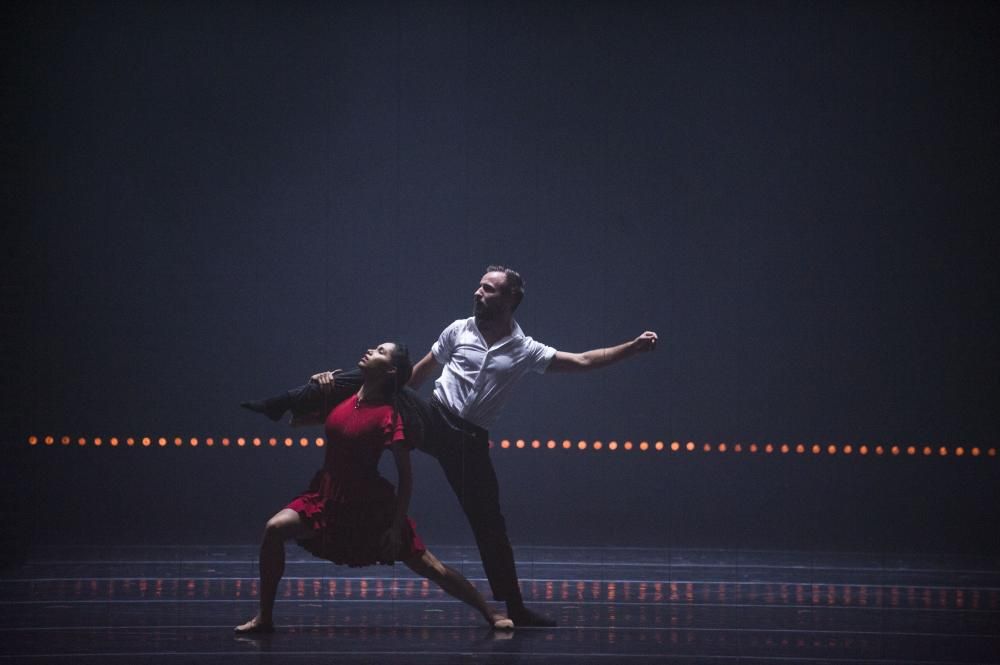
[2,545,998,664]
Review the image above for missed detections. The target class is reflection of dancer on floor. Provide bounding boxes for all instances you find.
[235,341,512,634]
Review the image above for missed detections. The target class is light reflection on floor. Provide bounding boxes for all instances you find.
[2,546,998,663]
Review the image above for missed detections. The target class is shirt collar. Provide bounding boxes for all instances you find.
[466,316,525,348]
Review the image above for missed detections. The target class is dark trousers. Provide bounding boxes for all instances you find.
[425,398,522,603]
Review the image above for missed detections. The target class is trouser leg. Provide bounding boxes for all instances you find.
[431,412,522,603]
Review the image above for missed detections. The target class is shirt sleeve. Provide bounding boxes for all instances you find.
[524,337,558,374]
[431,320,462,365]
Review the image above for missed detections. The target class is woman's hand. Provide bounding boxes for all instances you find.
[309,369,342,389]
[379,525,402,561]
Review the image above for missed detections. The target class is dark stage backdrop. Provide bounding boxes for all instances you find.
[4,1,999,555]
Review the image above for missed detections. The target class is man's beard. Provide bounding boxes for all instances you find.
[473,298,495,320]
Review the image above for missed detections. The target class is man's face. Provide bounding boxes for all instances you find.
[473,271,513,320]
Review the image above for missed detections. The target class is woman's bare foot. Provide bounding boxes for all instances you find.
[489,612,514,630]
[234,615,274,634]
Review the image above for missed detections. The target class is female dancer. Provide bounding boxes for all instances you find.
[235,342,512,633]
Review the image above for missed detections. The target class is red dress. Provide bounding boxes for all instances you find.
[286,393,426,566]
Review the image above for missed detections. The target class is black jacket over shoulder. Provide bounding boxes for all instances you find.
[286,369,433,450]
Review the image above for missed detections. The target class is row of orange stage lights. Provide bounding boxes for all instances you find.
[25,435,997,458]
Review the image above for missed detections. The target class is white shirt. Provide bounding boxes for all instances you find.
[431,317,557,430]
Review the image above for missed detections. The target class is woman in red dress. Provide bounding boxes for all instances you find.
[235,342,512,633]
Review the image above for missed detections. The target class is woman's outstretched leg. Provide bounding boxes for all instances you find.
[235,509,311,634]
[403,550,514,629]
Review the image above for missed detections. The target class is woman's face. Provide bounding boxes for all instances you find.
[358,342,398,378]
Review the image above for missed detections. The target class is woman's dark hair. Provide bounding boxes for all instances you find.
[386,342,412,394]
[385,342,412,438]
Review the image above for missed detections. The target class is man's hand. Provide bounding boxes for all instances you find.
[631,331,658,353]
[309,369,342,390]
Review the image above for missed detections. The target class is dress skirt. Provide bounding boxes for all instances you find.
[286,468,425,566]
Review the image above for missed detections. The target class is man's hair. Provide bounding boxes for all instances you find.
[485,264,525,311]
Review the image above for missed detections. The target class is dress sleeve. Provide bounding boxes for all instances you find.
[524,336,557,374]
[383,410,409,449]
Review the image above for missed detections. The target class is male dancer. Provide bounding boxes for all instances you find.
[348,265,657,627]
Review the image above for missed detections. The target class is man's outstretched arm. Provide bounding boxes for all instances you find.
[408,351,442,388]
[547,331,658,373]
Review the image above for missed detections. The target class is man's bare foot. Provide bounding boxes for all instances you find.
[234,616,274,634]
[489,612,514,630]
